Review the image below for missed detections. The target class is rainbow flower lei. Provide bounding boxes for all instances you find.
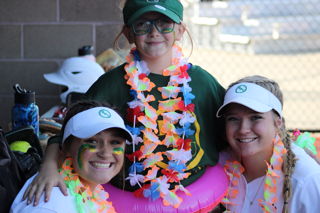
[222,134,287,213]
[59,158,115,213]
[124,44,195,208]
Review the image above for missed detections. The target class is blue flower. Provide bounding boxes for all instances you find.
[183,92,195,105]
[143,182,160,202]
[126,125,145,135]
[129,89,138,99]
[128,162,144,174]
[181,87,195,105]
[167,161,187,173]
[132,49,140,61]
[176,123,195,137]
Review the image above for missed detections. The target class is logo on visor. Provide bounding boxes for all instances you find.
[154,5,166,10]
[147,0,159,3]
[99,109,111,118]
[235,85,247,93]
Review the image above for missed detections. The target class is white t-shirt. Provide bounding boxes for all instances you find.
[219,144,320,213]
[10,174,77,213]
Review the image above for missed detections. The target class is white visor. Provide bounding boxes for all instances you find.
[62,107,133,144]
[216,82,282,118]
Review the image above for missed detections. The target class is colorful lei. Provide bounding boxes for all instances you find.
[222,134,287,213]
[124,44,195,208]
[292,128,317,155]
[59,158,115,213]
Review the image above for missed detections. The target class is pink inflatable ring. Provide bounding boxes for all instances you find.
[102,164,228,213]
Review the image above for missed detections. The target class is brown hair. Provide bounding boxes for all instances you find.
[227,75,297,213]
[113,0,194,58]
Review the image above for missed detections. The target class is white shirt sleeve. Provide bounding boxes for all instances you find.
[10,174,75,213]
[290,173,320,212]
[16,207,58,213]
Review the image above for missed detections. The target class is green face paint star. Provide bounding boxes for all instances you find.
[113,147,124,155]
[78,144,96,171]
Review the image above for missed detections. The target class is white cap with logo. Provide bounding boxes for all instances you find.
[216,82,282,118]
[62,107,133,144]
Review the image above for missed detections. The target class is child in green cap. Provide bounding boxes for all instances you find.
[23,0,228,211]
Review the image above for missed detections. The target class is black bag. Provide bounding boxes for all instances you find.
[0,128,27,213]
[5,125,44,180]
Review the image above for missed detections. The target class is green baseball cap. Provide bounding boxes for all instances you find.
[123,0,183,25]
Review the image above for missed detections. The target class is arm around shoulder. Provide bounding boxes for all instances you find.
[22,143,66,206]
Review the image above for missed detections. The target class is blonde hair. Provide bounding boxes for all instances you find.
[113,0,193,58]
[227,75,297,213]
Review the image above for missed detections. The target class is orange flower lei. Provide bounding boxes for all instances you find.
[222,134,287,212]
[59,158,115,213]
[124,44,195,208]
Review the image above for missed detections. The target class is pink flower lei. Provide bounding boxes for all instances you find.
[222,134,287,213]
[124,44,196,208]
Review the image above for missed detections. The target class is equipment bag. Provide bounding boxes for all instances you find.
[0,128,27,213]
[5,125,44,180]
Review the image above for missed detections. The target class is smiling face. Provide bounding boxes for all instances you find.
[124,12,185,62]
[66,128,126,190]
[225,103,282,160]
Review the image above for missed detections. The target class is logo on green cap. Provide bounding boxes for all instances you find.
[155,5,166,10]
[99,109,111,118]
[235,85,247,93]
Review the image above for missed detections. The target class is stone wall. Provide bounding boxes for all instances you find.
[0,0,125,130]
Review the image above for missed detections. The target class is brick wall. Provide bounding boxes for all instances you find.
[0,0,125,130]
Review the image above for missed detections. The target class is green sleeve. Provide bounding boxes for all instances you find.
[82,63,127,102]
[47,131,63,146]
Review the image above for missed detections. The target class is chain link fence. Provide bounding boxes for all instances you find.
[180,0,320,132]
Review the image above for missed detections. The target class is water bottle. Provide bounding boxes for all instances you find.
[78,45,96,61]
[12,84,39,136]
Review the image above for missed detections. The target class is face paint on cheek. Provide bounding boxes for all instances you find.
[113,147,124,155]
[172,30,176,46]
[77,144,97,171]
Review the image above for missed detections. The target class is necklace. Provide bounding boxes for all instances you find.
[123,44,195,208]
[222,134,287,213]
[245,175,266,205]
[59,158,114,213]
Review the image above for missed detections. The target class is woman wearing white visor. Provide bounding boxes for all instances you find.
[11,100,133,213]
[215,75,320,213]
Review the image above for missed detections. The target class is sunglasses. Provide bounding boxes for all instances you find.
[132,18,175,35]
